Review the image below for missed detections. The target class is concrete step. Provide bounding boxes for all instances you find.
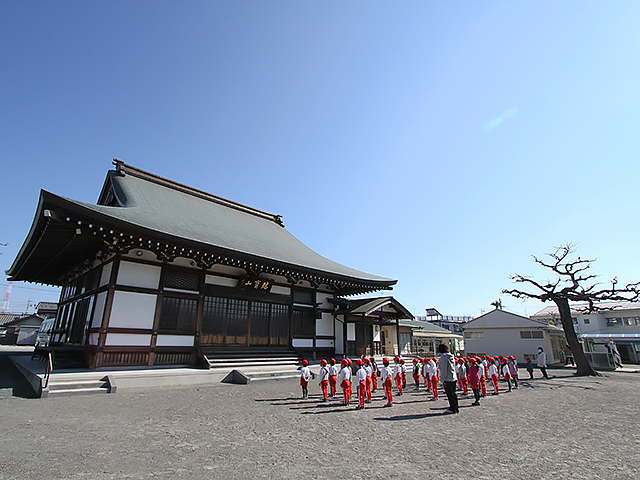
[49,380,109,391]
[245,371,299,381]
[47,387,110,397]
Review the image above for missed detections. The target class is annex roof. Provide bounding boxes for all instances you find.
[398,319,462,338]
[331,296,414,321]
[7,161,397,294]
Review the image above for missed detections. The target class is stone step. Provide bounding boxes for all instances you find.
[207,359,299,369]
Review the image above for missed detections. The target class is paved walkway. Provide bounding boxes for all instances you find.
[1,367,638,480]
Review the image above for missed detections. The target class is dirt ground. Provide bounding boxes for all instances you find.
[1,365,639,480]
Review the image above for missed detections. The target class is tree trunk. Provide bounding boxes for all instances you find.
[554,298,600,376]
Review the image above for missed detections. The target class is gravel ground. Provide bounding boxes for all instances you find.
[1,365,639,480]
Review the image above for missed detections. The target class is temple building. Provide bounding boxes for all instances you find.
[7,160,406,369]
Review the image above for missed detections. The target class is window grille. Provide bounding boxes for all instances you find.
[164,268,200,291]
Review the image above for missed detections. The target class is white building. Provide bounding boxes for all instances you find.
[462,308,565,365]
[531,301,640,365]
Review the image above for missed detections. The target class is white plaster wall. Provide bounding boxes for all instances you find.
[108,291,157,329]
[91,291,107,328]
[317,339,334,348]
[292,338,313,348]
[205,274,237,288]
[335,318,344,355]
[464,328,552,363]
[88,333,99,345]
[316,292,332,309]
[105,333,152,346]
[373,325,381,342]
[271,285,290,296]
[117,261,161,289]
[155,335,195,347]
[347,323,356,341]
[100,262,112,287]
[316,313,333,336]
[208,264,245,276]
[171,256,196,268]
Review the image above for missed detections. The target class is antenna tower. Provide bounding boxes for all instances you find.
[2,281,13,313]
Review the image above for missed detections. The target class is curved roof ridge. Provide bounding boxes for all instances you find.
[112,159,284,226]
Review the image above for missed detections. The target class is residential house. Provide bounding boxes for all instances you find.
[462,308,565,364]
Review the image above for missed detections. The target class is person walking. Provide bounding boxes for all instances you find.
[537,347,549,379]
[438,344,459,414]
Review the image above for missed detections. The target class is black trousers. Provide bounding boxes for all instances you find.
[443,381,459,413]
[539,367,548,378]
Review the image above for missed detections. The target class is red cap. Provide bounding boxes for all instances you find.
[394,356,400,361]
[369,357,375,362]
[413,358,420,363]
[341,359,348,365]
[363,358,370,364]
[355,359,363,365]
[320,359,328,366]
[526,357,531,361]
[330,358,336,364]
[301,359,309,366]
[421,358,428,363]
[382,357,390,365]
[347,358,352,365]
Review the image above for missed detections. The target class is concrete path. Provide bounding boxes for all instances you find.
[0,367,638,479]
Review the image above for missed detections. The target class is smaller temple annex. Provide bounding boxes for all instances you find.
[7,160,413,369]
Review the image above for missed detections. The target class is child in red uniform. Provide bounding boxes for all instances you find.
[393,356,403,396]
[300,359,310,399]
[328,358,338,397]
[319,359,330,402]
[422,358,430,390]
[501,358,512,392]
[380,357,393,407]
[507,355,519,389]
[488,357,499,395]
[429,358,439,400]
[363,357,373,403]
[400,358,407,389]
[355,359,367,410]
[458,358,468,395]
[370,357,378,393]
[480,357,488,397]
[412,358,421,390]
[468,357,482,406]
[339,358,352,406]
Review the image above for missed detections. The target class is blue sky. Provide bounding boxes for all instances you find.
[2,2,640,317]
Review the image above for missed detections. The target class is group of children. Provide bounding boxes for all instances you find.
[300,354,524,410]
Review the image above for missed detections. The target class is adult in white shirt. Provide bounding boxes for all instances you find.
[537,347,549,378]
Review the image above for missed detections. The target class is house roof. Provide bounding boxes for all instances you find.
[0,313,21,327]
[7,161,396,294]
[5,314,44,327]
[531,301,640,318]
[463,308,555,330]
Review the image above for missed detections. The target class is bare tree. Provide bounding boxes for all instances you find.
[502,244,640,376]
